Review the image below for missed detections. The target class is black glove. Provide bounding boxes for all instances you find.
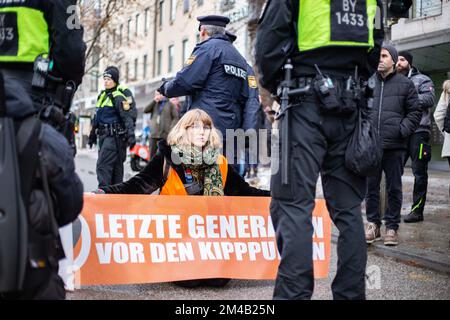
[157,78,167,95]
[128,135,136,150]
[88,129,97,149]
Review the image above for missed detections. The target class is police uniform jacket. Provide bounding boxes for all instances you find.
[162,34,253,136]
[93,87,135,141]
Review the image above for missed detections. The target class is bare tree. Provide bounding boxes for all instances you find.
[79,0,152,75]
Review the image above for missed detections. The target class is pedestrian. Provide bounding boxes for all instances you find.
[365,45,421,246]
[433,80,450,195]
[95,109,270,287]
[144,91,179,159]
[256,0,386,300]
[89,66,136,188]
[158,15,258,164]
[397,51,436,223]
[0,0,85,299]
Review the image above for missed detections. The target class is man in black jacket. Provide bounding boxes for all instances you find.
[365,45,421,246]
[397,51,435,223]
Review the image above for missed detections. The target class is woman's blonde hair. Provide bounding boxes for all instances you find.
[167,109,222,149]
[442,80,450,103]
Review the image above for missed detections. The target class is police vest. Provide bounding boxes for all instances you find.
[297,0,377,52]
[160,155,228,196]
[95,89,127,124]
[0,3,49,63]
[96,89,128,109]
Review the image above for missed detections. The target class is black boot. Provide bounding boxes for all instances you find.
[403,211,424,223]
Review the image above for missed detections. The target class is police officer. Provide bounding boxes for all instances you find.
[0,0,85,299]
[0,0,86,112]
[256,0,385,300]
[89,66,136,188]
[225,30,261,176]
[396,51,436,223]
[158,15,257,162]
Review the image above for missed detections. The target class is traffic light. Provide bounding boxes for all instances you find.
[388,0,413,18]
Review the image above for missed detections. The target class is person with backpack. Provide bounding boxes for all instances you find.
[0,0,85,300]
[88,66,136,188]
[433,79,450,195]
[0,73,84,300]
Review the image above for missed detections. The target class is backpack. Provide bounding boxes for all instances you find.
[0,73,60,293]
[444,100,450,134]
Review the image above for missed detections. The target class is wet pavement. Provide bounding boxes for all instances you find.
[72,152,450,299]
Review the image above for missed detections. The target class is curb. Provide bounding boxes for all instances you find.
[331,233,450,275]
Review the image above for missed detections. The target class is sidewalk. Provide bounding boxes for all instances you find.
[359,168,450,274]
[252,166,450,275]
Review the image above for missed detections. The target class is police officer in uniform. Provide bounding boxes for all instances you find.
[0,0,85,299]
[256,0,385,300]
[225,30,261,176]
[158,15,257,163]
[89,66,136,188]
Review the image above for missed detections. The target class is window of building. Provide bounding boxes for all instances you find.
[134,58,138,80]
[182,39,189,66]
[168,45,174,72]
[135,14,140,36]
[144,7,150,34]
[183,0,189,13]
[119,24,123,46]
[90,49,100,92]
[143,54,148,79]
[127,19,131,42]
[170,0,176,22]
[125,62,129,82]
[112,28,116,47]
[157,50,162,76]
[197,0,203,6]
[159,0,164,27]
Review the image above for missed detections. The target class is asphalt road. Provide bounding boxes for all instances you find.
[69,150,450,300]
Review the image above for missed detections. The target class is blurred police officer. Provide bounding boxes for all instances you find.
[256,0,386,300]
[158,15,257,162]
[397,51,436,223]
[0,0,85,299]
[89,66,136,188]
[226,30,261,176]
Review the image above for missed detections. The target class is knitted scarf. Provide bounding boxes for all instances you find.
[171,144,224,196]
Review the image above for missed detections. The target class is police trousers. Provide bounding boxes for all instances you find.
[270,91,367,300]
[97,134,127,188]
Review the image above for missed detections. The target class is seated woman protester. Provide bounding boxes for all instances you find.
[98,109,270,287]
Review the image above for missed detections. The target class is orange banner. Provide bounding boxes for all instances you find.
[73,195,331,286]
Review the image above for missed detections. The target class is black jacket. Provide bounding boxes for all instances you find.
[407,67,435,134]
[0,0,86,85]
[372,72,421,150]
[255,0,384,93]
[4,72,84,228]
[102,140,270,197]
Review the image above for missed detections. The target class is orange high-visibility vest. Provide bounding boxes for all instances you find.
[160,155,228,195]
